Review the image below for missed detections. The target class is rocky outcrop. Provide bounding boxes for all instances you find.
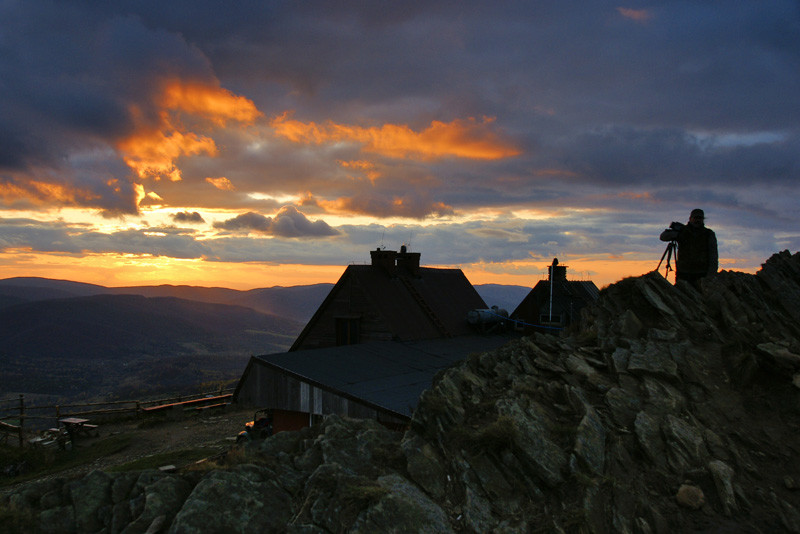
[4,250,800,533]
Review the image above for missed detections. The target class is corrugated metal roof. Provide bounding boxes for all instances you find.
[253,335,509,418]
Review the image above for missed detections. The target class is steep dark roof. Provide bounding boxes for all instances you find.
[290,264,487,350]
[511,279,599,324]
[240,336,509,418]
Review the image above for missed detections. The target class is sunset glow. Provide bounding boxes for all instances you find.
[270,113,521,161]
[1,3,796,293]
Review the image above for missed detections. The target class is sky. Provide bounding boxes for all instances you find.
[1,1,798,290]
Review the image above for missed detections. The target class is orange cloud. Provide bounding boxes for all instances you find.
[206,176,236,190]
[118,80,261,185]
[119,126,217,182]
[159,80,263,126]
[319,194,454,218]
[270,113,521,161]
[338,160,381,183]
[0,179,100,205]
[617,7,652,22]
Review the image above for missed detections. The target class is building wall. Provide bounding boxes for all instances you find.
[235,360,406,428]
[511,281,598,333]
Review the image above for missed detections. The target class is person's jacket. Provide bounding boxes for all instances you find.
[660,222,718,276]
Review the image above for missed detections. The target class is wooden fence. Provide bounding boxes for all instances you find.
[0,388,236,448]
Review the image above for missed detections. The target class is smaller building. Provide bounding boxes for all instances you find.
[511,258,599,333]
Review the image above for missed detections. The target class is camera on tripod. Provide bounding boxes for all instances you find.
[668,221,684,231]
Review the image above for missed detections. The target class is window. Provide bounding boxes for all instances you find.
[335,316,361,345]
[540,314,563,326]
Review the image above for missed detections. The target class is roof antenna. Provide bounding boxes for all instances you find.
[379,231,386,250]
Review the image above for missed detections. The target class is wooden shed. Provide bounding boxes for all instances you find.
[511,258,599,334]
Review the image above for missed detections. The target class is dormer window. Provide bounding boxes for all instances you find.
[335,315,361,345]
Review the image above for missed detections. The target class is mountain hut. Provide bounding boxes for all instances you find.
[234,247,507,432]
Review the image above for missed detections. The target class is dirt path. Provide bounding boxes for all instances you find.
[87,404,252,467]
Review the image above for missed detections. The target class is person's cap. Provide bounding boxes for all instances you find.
[690,208,705,219]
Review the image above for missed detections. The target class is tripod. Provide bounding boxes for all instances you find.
[656,240,677,280]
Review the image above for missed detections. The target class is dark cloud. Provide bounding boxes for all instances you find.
[214,212,272,233]
[0,1,798,277]
[559,127,800,187]
[213,206,339,238]
[0,1,214,211]
[171,211,205,224]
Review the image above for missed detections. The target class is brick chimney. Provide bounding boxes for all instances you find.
[548,258,567,282]
[396,245,421,276]
[370,248,397,274]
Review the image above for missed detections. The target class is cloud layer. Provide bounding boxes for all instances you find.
[1,1,798,287]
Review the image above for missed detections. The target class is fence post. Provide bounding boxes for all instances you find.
[18,394,24,448]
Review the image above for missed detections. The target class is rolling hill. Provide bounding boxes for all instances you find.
[0,289,306,399]
[0,277,531,400]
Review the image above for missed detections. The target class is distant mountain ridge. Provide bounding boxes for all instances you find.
[0,277,335,324]
[0,276,531,400]
[0,277,531,320]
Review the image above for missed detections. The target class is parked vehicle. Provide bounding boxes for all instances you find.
[236,409,273,443]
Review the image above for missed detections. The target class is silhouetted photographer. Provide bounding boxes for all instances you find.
[659,208,718,288]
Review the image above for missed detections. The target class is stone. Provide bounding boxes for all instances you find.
[465,452,519,514]
[169,466,292,533]
[648,328,678,342]
[627,343,679,380]
[349,474,454,534]
[638,278,675,316]
[618,309,643,339]
[401,433,447,499]
[127,475,192,533]
[533,357,567,373]
[642,377,686,415]
[495,400,567,488]
[573,410,606,474]
[611,347,631,373]
[708,460,737,516]
[38,505,75,534]
[634,411,665,467]
[111,473,138,504]
[461,486,497,533]
[565,354,598,381]
[675,484,705,509]
[68,470,112,533]
[605,386,642,428]
[662,415,710,473]
[757,342,800,374]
